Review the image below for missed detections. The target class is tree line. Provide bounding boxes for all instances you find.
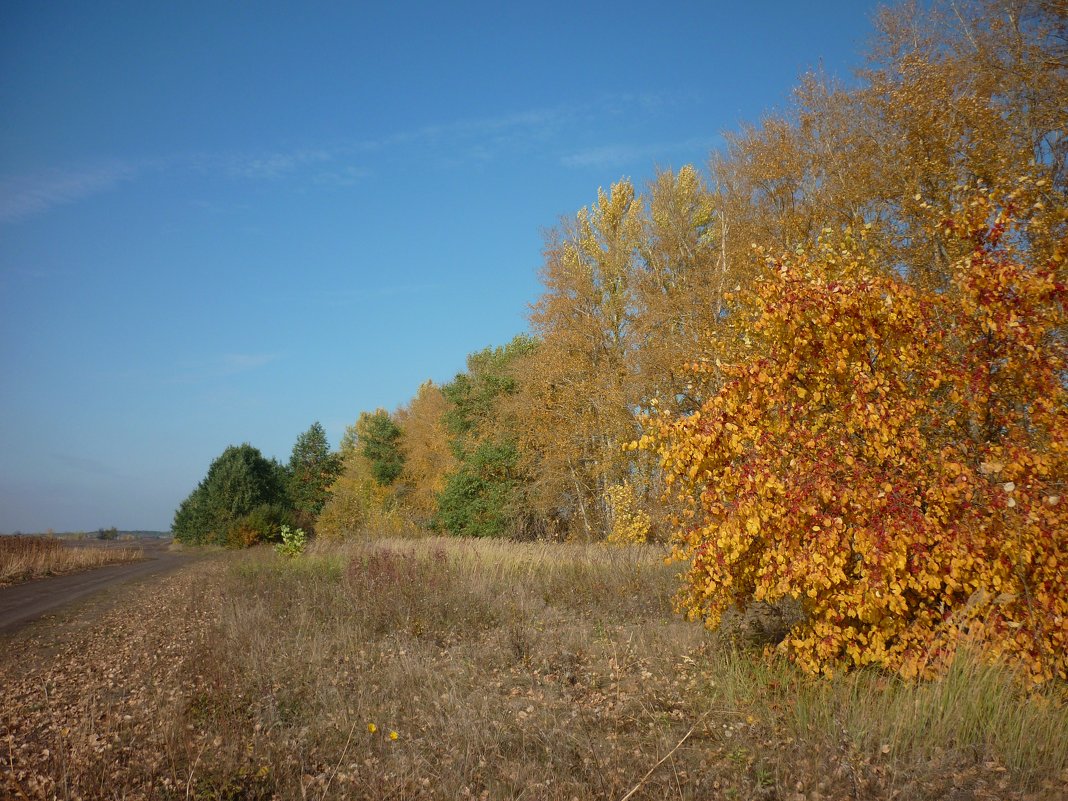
[172,423,341,546]
[175,0,1066,680]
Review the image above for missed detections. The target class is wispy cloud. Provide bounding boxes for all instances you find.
[0,148,318,225]
[312,165,369,187]
[164,352,282,384]
[189,198,251,215]
[560,137,717,170]
[0,160,146,223]
[347,105,570,155]
[199,105,579,184]
[226,148,334,179]
[1,94,699,224]
[560,144,650,169]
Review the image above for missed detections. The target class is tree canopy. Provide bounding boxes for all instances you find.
[288,421,342,518]
[307,0,1066,680]
[172,444,289,546]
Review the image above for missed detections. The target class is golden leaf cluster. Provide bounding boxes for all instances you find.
[645,194,1066,681]
[604,481,651,545]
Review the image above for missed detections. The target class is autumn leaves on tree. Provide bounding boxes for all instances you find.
[317,0,1065,681]
[646,198,1066,682]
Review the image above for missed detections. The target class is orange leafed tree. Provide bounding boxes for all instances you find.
[644,192,1066,681]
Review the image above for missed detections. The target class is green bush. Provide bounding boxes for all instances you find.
[173,444,289,546]
[274,525,307,558]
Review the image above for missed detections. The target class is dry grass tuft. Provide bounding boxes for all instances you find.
[0,535,144,585]
[1,535,1065,800]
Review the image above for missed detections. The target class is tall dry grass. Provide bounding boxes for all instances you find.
[3,535,1064,800]
[0,535,144,585]
[154,536,1066,800]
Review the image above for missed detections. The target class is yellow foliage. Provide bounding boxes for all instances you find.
[516,178,647,538]
[604,481,651,545]
[394,381,456,524]
[644,197,1067,682]
[316,449,407,540]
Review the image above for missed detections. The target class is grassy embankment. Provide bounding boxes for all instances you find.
[1,535,1065,800]
[0,535,144,586]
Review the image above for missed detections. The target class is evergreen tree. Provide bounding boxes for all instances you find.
[288,422,341,517]
[356,410,404,486]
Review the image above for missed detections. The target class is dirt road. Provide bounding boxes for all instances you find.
[0,539,194,632]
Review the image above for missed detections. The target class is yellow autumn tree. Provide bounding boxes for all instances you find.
[393,381,456,526]
[513,180,646,539]
[604,481,651,545]
[632,166,721,413]
[317,412,409,539]
[316,450,397,540]
[712,1,1067,294]
[644,190,1066,681]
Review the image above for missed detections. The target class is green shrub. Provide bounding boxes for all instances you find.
[274,525,307,558]
[433,441,522,537]
[173,444,289,546]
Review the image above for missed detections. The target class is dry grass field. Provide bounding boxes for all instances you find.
[0,535,144,586]
[1,536,1065,800]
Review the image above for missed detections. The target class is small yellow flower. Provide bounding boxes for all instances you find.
[367,723,377,734]
[389,730,399,741]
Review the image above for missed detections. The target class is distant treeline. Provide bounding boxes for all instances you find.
[1,529,169,539]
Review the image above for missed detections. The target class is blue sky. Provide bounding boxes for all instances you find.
[0,0,883,532]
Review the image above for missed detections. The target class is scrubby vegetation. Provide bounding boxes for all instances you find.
[0,535,144,586]
[645,201,1066,682]
[2,537,1064,799]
